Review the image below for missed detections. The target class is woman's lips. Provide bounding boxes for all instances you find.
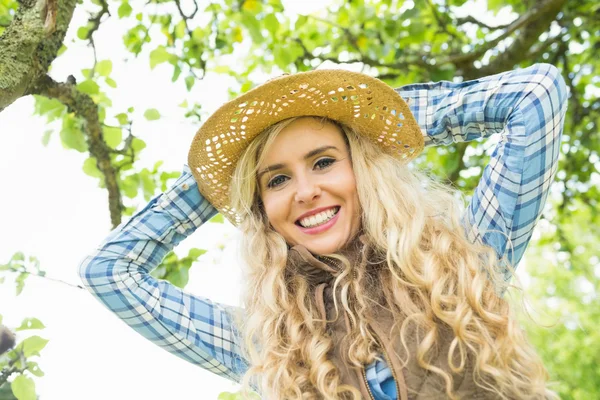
[296,207,340,235]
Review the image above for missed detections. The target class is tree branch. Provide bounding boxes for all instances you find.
[455,15,512,30]
[0,0,77,111]
[85,0,109,40]
[293,37,425,74]
[525,33,565,62]
[174,0,199,21]
[470,0,567,77]
[0,326,16,356]
[426,0,461,41]
[30,75,124,228]
[43,0,58,34]
[439,0,566,74]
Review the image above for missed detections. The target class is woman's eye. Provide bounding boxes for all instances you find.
[315,158,335,170]
[267,175,288,188]
[266,158,335,189]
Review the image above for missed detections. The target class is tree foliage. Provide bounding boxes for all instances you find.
[1,0,598,398]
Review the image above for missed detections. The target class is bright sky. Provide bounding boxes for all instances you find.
[0,0,521,399]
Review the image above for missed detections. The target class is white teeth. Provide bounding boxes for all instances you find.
[299,207,339,228]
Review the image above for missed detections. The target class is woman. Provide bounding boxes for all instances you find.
[79,63,567,399]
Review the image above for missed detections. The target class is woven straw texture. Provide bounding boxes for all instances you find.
[188,69,424,225]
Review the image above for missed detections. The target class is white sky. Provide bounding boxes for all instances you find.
[0,0,525,399]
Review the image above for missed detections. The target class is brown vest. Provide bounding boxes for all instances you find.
[288,239,501,400]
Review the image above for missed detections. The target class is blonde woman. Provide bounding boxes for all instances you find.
[79,63,567,399]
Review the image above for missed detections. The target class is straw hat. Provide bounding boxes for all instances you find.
[188,69,424,226]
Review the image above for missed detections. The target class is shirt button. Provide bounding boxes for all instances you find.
[182,183,189,190]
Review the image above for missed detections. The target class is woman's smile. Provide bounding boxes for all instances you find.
[295,205,341,234]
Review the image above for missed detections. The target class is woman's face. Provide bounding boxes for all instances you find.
[257,118,361,255]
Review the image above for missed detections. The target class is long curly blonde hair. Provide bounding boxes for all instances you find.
[228,116,556,399]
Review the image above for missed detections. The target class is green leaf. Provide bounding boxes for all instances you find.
[166,266,189,288]
[20,335,49,357]
[103,126,122,148]
[11,375,36,400]
[188,248,206,259]
[96,60,113,77]
[16,318,45,331]
[264,13,280,35]
[140,169,156,200]
[240,81,252,93]
[210,213,224,224]
[15,272,29,296]
[76,80,100,95]
[185,76,195,91]
[33,96,65,122]
[60,117,88,152]
[121,174,139,198]
[171,65,182,82]
[295,15,307,30]
[152,160,164,172]
[98,105,106,122]
[143,108,161,121]
[77,26,89,40]
[26,361,44,377]
[430,65,456,82]
[240,12,263,43]
[115,113,129,125]
[408,21,426,42]
[118,0,132,18]
[57,44,68,57]
[401,6,420,19]
[217,392,259,400]
[82,157,103,178]
[174,20,186,39]
[178,100,188,108]
[217,392,236,400]
[131,137,146,152]
[105,77,117,88]
[149,46,174,69]
[41,130,53,147]
[242,0,260,12]
[487,0,506,13]
[191,27,204,41]
[273,45,292,69]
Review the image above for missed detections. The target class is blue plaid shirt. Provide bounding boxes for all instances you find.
[79,63,567,399]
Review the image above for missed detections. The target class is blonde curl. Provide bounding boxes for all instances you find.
[229,116,557,400]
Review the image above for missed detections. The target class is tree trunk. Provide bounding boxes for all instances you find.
[0,0,77,112]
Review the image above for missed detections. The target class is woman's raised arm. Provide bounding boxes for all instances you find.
[397,63,568,280]
[78,164,248,382]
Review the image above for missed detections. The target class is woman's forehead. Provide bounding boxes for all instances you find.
[261,118,346,160]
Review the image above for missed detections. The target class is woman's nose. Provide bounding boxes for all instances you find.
[294,177,321,203]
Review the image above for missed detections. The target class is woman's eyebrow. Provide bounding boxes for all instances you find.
[257,145,339,181]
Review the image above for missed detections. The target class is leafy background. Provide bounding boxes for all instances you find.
[0,0,598,398]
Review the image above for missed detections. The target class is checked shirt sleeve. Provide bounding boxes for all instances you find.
[78,164,248,382]
[397,63,568,279]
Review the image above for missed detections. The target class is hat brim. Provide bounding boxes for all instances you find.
[188,69,424,225]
